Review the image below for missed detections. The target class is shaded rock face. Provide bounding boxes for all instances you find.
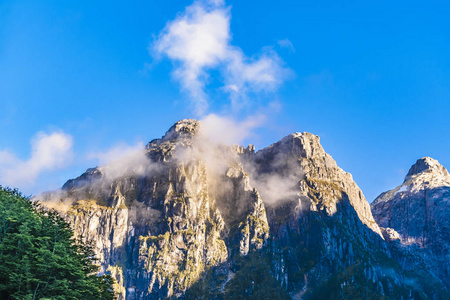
[246,133,447,299]
[39,121,447,299]
[371,157,450,289]
[253,132,380,233]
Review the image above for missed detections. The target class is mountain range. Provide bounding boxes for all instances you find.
[38,119,449,299]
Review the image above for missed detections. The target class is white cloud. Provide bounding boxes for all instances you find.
[88,142,157,181]
[153,0,230,114]
[201,113,266,145]
[88,142,145,166]
[152,0,290,115]
[0,131,73,190]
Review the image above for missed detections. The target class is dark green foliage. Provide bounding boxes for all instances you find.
[0,186,115,300]
[184,252,289,300]
[224,253,290,300]
[309,261,385,300]
[183,264,228,299]
[307,259,435,300]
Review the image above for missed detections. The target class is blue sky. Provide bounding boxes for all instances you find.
[1,0,449,202]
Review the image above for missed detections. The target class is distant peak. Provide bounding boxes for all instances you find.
[404,157,449,182]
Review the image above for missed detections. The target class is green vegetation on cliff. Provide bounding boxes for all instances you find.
[224,253,290,300]
[0,186,115,300]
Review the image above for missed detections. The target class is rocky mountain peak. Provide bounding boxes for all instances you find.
[404,156,449,182]
[162,119,201,141]
[144,119,202,161]
[275,132,323,158]
[254,132,324,168]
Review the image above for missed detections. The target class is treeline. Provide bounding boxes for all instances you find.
[0,186,115,300]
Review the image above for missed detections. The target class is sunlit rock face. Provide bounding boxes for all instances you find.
[371,157,450,289]
[39,120,448,299]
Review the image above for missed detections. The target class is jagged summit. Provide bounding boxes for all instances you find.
[146,119,201,146]
[147,119,201,147]
[144,119,202,161]
[373,157,450,204]
[162,119,201,141]
[402,157,450,192]
[259,132,323,157]
[404,156,450,182]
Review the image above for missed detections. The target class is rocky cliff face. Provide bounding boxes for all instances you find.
[371,157,450,290]
[39,120,448,299]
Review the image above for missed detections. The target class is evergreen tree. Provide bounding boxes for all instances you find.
[0,186,115,300]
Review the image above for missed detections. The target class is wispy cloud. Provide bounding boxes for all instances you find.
[0,131,73,190]
[88,142,157,181]
[88,142,145,166]
[152,0,291,115]
[278,38,295,52]
[201,113,266,145]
